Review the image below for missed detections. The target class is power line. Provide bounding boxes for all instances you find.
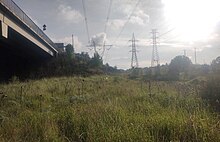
[101,42,112,58]
[85,0,114,57]
[82,0,90,42]
[160,32,182,43]
[104,0,113,33]
[101,0,113,58]
[158,27,175,38]
[103,45,112,64]
[113,0,142,44]
[136,19,174,39]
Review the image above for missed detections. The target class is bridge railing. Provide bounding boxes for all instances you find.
[0,0,57,50]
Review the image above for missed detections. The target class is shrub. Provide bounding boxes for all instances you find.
[200,75,220,112]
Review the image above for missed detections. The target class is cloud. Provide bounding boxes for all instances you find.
[160,42,189,48]
[116,3,134,16]
[86,33,108,55]
[112,37,149,49]
[107,9,149,31]
[112,1,149,26]
[139,60,152,67]
[107,19,126,30]
[129,16,147,26]
[73,36,83,52]
[110,57,130,61]
[129,10,150,26]
[58,4,83,24]
[90,33,107,46]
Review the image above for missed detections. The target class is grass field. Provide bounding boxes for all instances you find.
[0,76,219,142]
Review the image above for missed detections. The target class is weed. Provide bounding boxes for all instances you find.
[0,76,219,141]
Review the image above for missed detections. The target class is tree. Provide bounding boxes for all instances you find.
[65,44,74,59]
[211,56,220,73]
[168,55,192,80]
[89,53,103,69]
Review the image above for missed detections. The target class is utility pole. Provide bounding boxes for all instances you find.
[129,33,139,68]
[72,34,74,52]
[151,29,159,67]
[194,48,197,64]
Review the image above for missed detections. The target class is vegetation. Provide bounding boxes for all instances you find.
[200,75,220,112]
[168,55,192,80]
[1,43,220,141]
[32,51,120,79]
[0,76,219,141]
[127,56,218,81]
[211,56,220,74]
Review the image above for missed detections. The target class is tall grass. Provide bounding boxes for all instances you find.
[0,76,219,141]
[199,75,220,112]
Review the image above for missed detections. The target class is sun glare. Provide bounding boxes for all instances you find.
[162,0,220,42]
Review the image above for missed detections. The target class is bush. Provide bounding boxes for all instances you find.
[200,75,220,112]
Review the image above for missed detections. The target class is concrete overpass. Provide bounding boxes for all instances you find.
[0,0,58,80]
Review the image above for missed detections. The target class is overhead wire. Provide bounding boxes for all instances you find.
[113,0,142,45]
[160,33,182,43]
[101,0,113,57]
[102,0,114,60]
[135,17,171,39]
[158,27,175,38]
[138,4,176,38]
[82,0,179,63]
[108,0,169,49]
[135,3,169,38]
[151,13,180,44]
[82,0,90,42]
[104,0,113,33]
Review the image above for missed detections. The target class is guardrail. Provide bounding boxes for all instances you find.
[0,0,57,51]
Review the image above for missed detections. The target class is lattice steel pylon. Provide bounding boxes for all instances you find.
[151,29,160,67]
[129,33,139,68]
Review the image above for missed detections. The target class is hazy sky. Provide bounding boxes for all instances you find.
[13,0,220,69]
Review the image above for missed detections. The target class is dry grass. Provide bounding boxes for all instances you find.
[0,76,219,141]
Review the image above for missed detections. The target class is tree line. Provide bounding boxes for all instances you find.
[128,55,220,81]
[31,44,121,78]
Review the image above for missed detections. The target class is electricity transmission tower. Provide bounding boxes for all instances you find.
[102,42,112,58]
[87,40,112,58]
[151,29,160,67]
[129,33,139,68]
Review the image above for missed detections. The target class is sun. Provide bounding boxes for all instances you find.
[162,0,220,42]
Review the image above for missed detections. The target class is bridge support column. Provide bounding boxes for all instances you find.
[0,12,8,38]
[1,22,8,38]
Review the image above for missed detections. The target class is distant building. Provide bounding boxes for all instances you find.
[55,43,66,53]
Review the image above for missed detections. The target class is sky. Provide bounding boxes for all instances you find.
[13,0,220,69]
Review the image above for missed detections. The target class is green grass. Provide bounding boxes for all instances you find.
[0,76,219,141]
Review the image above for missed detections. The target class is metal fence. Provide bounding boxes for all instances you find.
[0,0,57,50]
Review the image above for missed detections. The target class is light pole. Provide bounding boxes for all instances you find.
[72,34,74,51]
[43,24,46,31]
